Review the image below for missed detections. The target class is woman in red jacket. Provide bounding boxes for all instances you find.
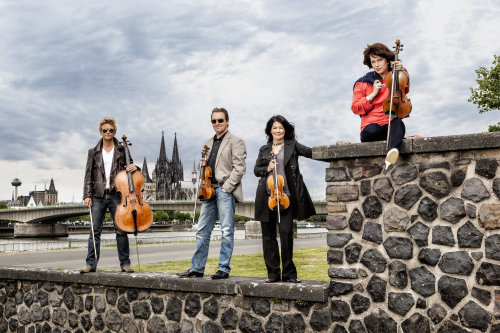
[351,43,409,169]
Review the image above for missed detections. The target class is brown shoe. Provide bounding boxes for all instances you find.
[79,265,96,274]
[121,265,134,273]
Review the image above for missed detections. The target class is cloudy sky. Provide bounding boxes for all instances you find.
[1,0,499,203]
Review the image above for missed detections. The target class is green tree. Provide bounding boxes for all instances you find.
[173,211,191,222]
[469,55,500,132]
[234,214,252,222]
[306,214,327,222]
[153,210,171,223]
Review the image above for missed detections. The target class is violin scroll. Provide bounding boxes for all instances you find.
[393,40,402,53]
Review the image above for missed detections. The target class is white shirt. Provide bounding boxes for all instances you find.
[102,146,115,189]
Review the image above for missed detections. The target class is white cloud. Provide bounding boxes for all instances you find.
[0,0,499,202]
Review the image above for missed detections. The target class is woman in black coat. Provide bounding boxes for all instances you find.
[254,115,316,283]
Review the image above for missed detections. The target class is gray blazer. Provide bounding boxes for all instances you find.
[205,131,247,203]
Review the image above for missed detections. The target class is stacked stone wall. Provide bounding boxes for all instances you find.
[1,132,500,333]
[0,268,332,333]
[316,132,500,332]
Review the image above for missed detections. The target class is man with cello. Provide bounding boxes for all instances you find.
[80,117,137,274]
[178,107,247,279]
[351,42,410,169]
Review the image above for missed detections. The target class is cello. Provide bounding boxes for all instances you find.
[267,152,290,223]
[114,135,153,271]
[383,39,412,148]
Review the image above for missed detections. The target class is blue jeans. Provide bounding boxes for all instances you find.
[86,193,131,268]
[190,187,236,274]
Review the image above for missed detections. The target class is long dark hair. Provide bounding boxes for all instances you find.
[265,115,295,143]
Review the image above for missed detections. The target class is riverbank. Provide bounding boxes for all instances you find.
[0,237,327,270]
[0,227,327,252]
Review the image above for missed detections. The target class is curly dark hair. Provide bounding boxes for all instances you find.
[362,43,395,70]
[265,115,295,143]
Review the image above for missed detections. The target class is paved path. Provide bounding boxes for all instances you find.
[0,237,326,270]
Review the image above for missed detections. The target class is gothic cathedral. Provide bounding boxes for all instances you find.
[141,132,195,201]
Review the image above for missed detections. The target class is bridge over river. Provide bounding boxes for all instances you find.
[0,201,327,237]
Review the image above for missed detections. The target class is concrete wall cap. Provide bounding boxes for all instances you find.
[0,266,328,302]
[312,132,500,161]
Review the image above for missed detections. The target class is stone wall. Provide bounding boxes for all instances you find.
[1,132,500,333]
[313,132,500,332]
[0,267,329,333]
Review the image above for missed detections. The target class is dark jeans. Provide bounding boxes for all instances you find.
[360,118,406,150]
[86,193,130,268]
[260,207,296,281]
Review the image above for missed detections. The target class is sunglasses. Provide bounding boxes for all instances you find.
[211,118,225,124]
[102,128,115,133]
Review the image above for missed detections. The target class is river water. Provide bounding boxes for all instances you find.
[0,228,326,252]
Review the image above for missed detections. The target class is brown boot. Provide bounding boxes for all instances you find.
[121,265,134,273]
[79,265,96,274]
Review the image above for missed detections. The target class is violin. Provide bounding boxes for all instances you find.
[383,39,412,119]
[267,152,290,220]
[114,135,153,234]
[197,145,214,201]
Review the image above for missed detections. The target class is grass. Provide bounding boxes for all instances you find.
[111,246,329,281]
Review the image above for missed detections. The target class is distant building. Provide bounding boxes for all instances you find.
[26,196,37,207]
[29,178,58,206]
[142,132,195,201]
[13,195,30,207]
[141,157,156,201]
[13,178,59,207]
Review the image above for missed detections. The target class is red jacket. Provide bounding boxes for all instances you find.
[351,71,410,132]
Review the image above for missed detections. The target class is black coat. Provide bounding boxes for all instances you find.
[254,139,316,222]
[83,138,131,199]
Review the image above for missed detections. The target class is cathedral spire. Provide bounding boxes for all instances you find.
[159,131,168,162]
[48,178,56,193]
[172,132,180,164]
[142,157,153,182]
[191,160,197,185]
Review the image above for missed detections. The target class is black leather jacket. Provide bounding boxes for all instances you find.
[83,138,131,199]
[254,139,316,222]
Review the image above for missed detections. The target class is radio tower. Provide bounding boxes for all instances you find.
[11,178,22,200]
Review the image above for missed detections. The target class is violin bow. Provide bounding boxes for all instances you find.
[88,204,98,260]
[272,153,281,224]
[385,66,396,150]
[192,159,202,226]
[386,40,403,150]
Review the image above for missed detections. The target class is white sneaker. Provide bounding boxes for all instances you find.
[385,148,399,170]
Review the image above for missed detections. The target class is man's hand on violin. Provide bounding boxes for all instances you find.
[126,164,137,172]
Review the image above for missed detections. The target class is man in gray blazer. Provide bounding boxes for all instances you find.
[178,108,247,279]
